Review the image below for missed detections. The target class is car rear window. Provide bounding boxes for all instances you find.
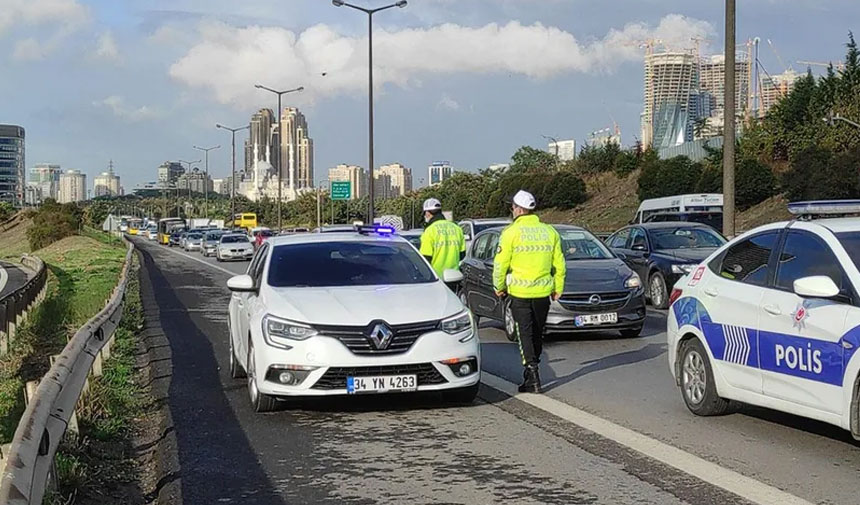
[222,235,249,244]
[651,227,725,250]
[268,241,436,287]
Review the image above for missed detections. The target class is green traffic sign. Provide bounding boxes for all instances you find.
[331,181,351,200]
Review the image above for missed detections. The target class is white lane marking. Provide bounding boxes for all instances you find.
[481,372,813,505]
[0,263,8,294]
[146,241,240,277]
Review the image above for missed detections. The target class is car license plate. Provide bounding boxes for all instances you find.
[574,313,618,326]
[347,375,417,394]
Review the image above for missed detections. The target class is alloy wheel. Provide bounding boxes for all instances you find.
[682,350,707,405]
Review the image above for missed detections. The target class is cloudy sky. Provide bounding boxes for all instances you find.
[1,0,857,189]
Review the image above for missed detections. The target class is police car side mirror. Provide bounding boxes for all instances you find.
[442,269,464,284]
[793,276,839,299]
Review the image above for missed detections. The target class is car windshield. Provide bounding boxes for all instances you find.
[557,229,613,260]
[651,227,725,250]
[836,232,860,271]
[268,240,436,287]
[188,233,202,239]
[222,235,249,244]
[205,232,224,240]
[473,222,508,234]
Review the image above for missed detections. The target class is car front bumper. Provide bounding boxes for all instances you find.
[218,249,253,260]
[186,243,201,250]
[252,328,481,397]
[544,290,646,334]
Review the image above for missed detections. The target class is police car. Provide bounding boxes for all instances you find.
[668,201,860,439]
[226,225,480,412]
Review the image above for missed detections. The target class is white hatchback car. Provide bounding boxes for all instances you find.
[668,201,860,439]
[226,226,480,412]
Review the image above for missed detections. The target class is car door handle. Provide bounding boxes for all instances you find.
[763,304,782,316]
[703,287,718,297]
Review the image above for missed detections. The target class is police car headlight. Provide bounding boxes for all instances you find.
[624,273,642,289]
[671,264,695,275]
[441,311,473,338]
[262,315,317,348]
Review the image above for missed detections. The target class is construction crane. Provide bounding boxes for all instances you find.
[797,60,846,71]
[767,39,792,72]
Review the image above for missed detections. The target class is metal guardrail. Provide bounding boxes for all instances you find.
[0,256,47,353]
[0,239,133,505]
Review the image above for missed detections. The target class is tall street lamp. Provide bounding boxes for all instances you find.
[178,159,200,215]
[193,145,221,220]
[216,123,250,228]
[825,112,860,129]
[541,134,560,168]
[254,84,304,231]
[332,0,407,223]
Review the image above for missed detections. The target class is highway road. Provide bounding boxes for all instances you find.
[0,260,30,299]
[133,237,860,505]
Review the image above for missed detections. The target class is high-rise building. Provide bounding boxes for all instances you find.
[699,53,751,119]
[244,108,277,173]
[29,163,61,202]
[0,124,25,206]
[547,140,576,161]
[279,107,314,191]
[328,164,366,199]
[212,178,230,195]
[157,161,184,187]
[428,161,452,186]
[759,69,800,117]
[176,168,212,195]
[640,52,699,149]
[378,163,412,197]
[373,172,393,200]
[586,128,622,147]
[94,163,121,197]
[58,170,87,203]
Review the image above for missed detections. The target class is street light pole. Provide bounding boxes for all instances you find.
[723,0,737,238]
[193,145,220,220]
[541,134,560,168]
[825,112,860,129]
[178,159,200,217]
[216,123,250,229]
[254,84,304,231]
[332,0,407,223]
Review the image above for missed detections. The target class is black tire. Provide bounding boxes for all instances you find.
[679,338,729,416]
[649,271,669,309]
[247,338,278,412]
[503,300,517,342]
[442,382,480,404]
[620,326,643,338]
[228,322,245,379]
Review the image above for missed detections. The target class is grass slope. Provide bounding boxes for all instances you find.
[0,214,33,260]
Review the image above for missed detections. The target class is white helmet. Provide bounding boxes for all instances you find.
[422,198,442,212]
[512,190,537,210]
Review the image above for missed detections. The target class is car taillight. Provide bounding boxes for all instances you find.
[668,288,683,306]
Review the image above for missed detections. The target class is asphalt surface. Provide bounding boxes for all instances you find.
[0,260,30,299]
[133,237,859,505]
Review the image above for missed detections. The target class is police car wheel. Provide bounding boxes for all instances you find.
[649,272,669,310]
[680,339,729,416]
[504,301,518,342]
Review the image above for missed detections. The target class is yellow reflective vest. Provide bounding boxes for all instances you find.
[493,214,566,298]
[419,218,466,277]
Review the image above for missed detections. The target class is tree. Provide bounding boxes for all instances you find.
[637,156,702,201]
[509,146,558,174]
[782,146,859,201]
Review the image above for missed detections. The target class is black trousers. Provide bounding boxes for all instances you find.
[510,296,551,368]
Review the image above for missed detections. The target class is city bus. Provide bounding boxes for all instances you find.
[127,218,143,235]
[157,218,187,245]
[233,213,259,231]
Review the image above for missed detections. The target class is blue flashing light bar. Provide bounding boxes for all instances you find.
[354,224,397,236]
[788,200,860,217]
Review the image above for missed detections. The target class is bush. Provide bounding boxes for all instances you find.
[26,199,82,250]
[637,156,703,201]
[781,146,860,201]
[0,202,14,222]
[695,157,777,210]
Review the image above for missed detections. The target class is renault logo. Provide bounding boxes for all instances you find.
[368,323,394,350]
[589,294,602,305]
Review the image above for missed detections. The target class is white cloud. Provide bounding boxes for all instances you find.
[93,96,162,122]
[169,15,714,108]
[0,0,90,59]
[93,31,121,62]
[12,38,49,61]
[437,94,460,111]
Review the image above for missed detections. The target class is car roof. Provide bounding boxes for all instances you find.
[809,217,860,233]
[635,222,714,230]
[265,232,409,247]
[460,218,511,223]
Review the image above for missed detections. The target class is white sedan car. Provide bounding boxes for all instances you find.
[668,201,860,439]
[217,233,254,262]
[227,226,480,412]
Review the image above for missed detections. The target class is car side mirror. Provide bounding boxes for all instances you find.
[227,274,256,292]
[793,276,839,299]
[442,269,464,283]
[632,244,647,252]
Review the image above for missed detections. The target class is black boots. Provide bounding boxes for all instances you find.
[518,365,541,393]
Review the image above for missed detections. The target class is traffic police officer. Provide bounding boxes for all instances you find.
[493,190,566,393]
[419,198,466,290]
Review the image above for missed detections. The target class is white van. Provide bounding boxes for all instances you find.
[631,194,723,224]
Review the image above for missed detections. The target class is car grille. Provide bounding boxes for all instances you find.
[313,320,440,356]
[558,291,631,313]
[311,363,447,390]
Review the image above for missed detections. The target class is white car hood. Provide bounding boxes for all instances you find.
[264,282,463,326]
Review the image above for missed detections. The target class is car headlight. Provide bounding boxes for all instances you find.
[671,264,696,275]
[440,311,473,338]
[624,273,642,289]
[262,315,317,349]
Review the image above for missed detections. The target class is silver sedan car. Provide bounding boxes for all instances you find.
[184,232,203,252]
[216,233,254,262]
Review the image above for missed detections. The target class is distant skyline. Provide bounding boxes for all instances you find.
[1,0,857,189]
